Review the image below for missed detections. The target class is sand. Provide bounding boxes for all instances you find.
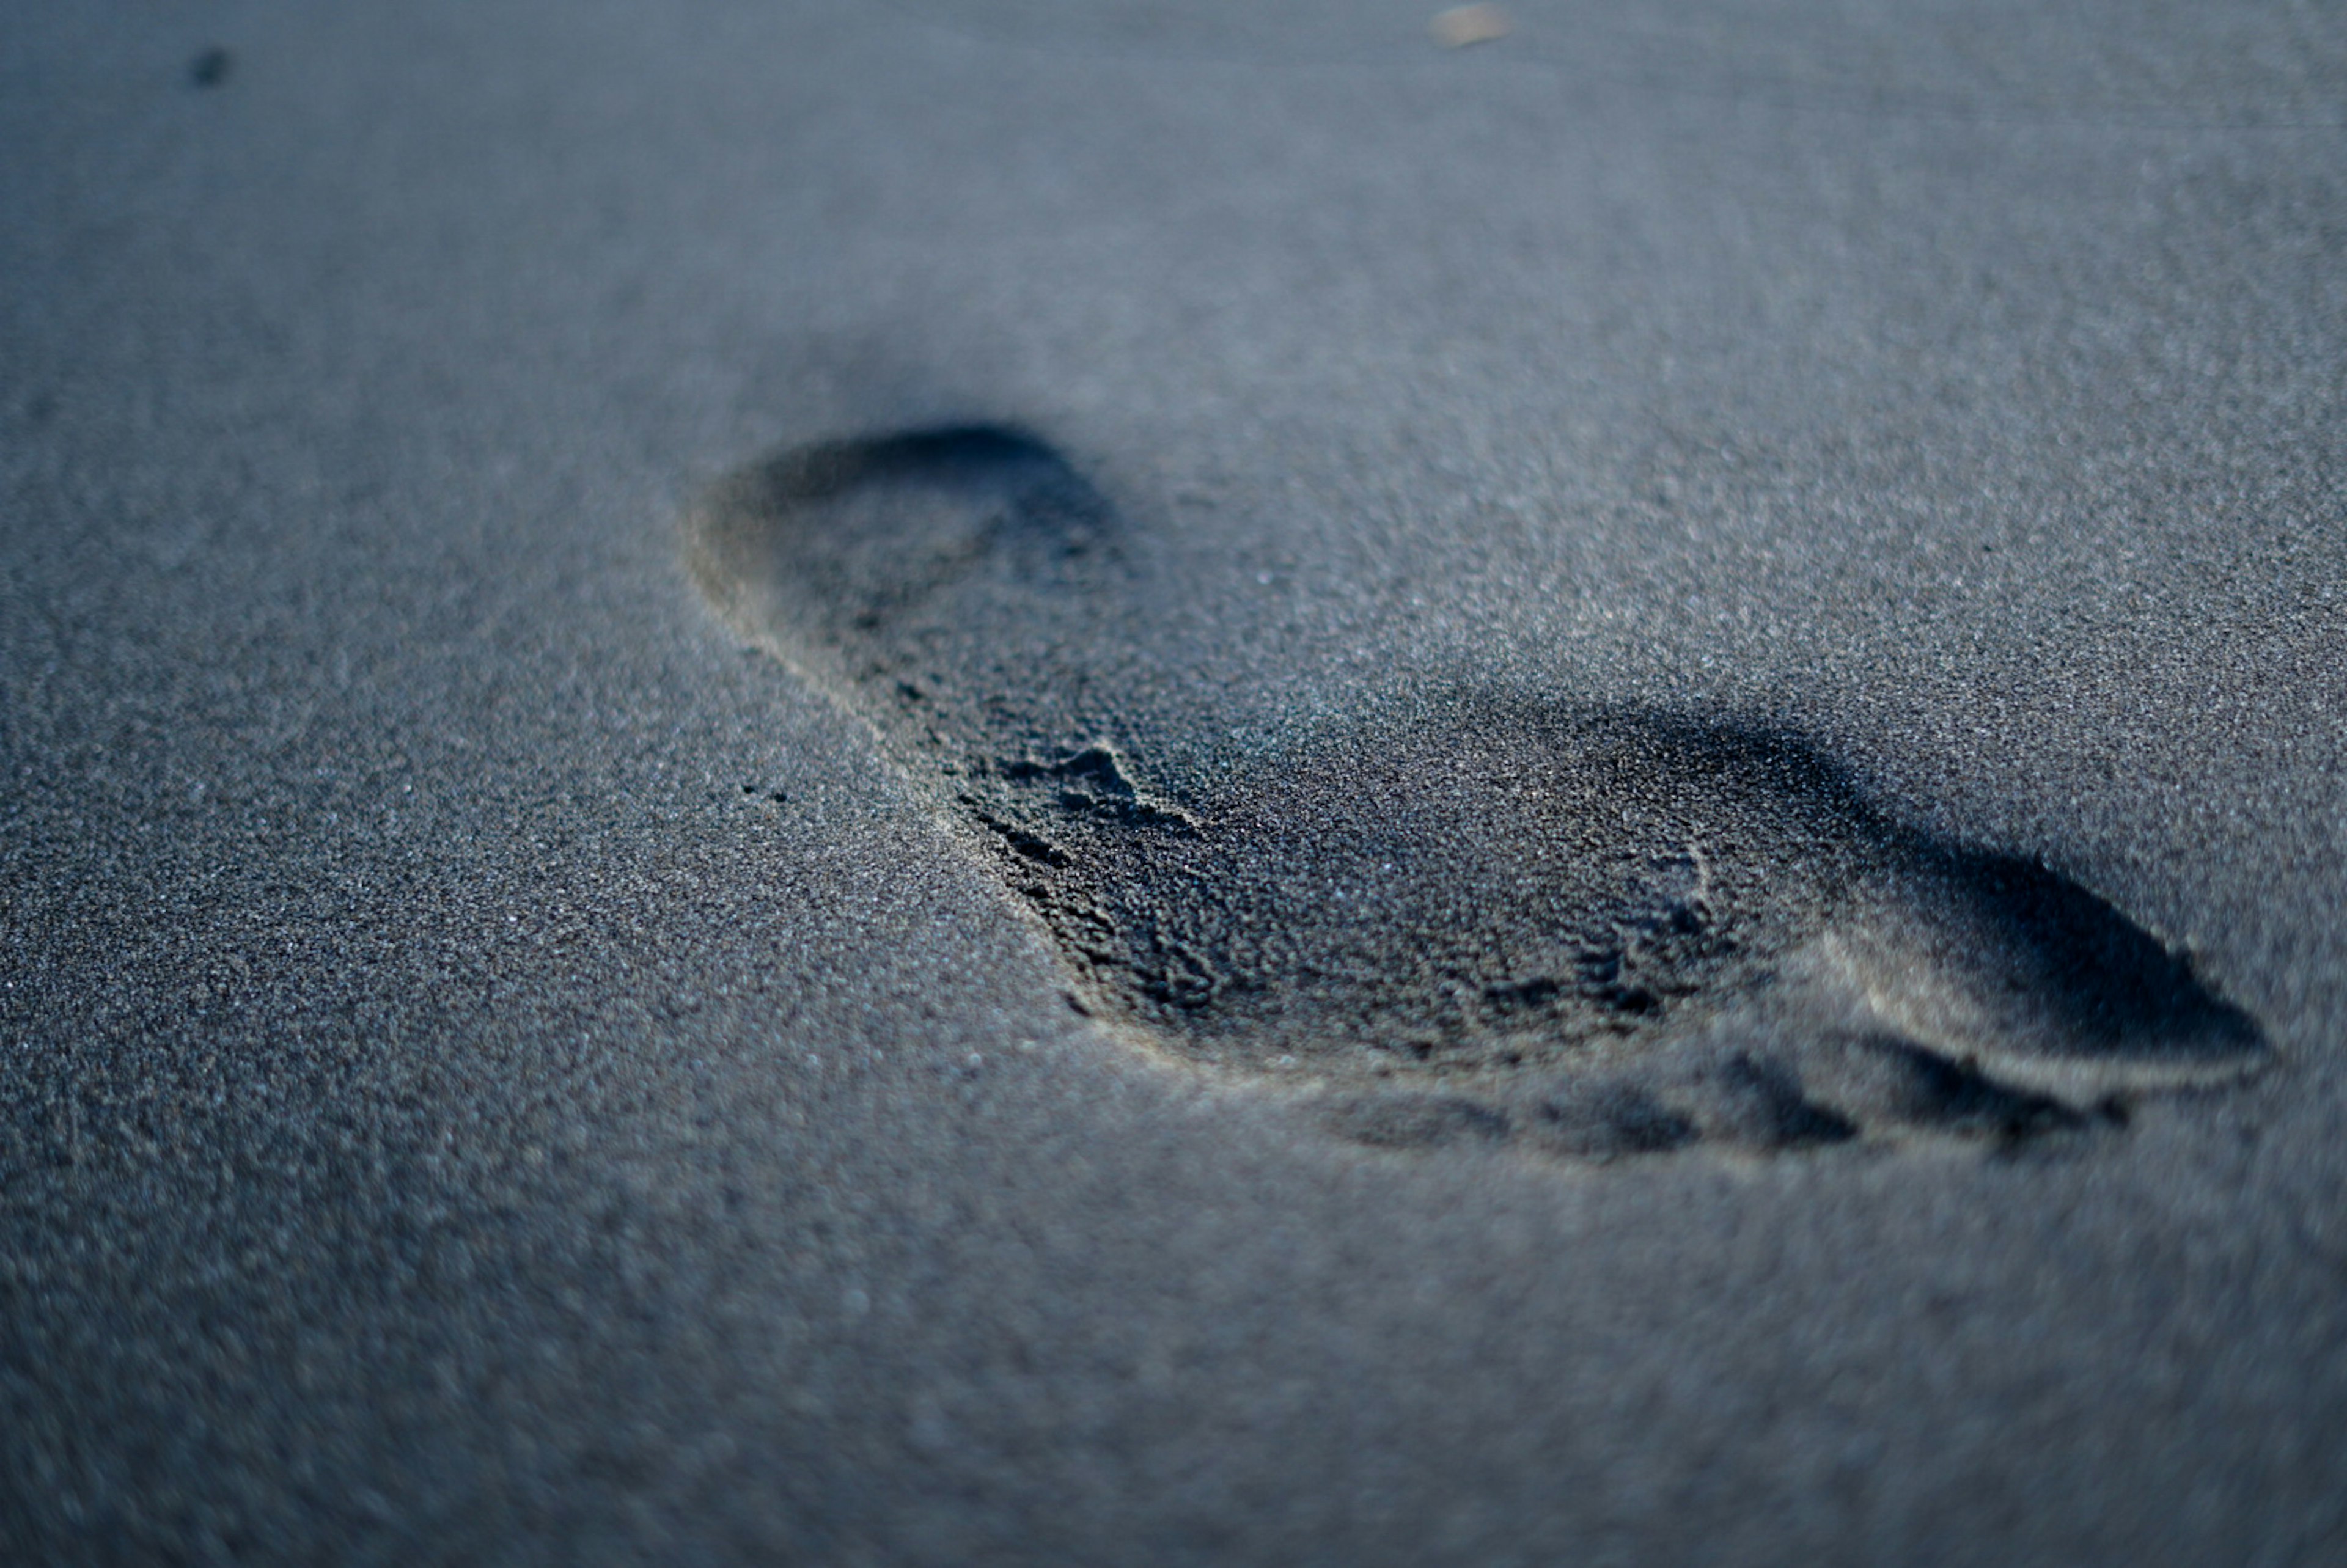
[4,1,2345,1561]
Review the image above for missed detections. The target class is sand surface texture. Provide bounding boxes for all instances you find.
[5,2,2345,1562]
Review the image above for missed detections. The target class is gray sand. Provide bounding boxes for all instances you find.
[4,1,2345,1562]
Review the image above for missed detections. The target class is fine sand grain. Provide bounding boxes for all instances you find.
[4,1,2345,1563]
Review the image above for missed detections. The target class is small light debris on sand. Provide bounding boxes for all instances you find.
[1430,4,1512,48]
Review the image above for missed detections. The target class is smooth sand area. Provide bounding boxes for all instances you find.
[5,2,2344,1561]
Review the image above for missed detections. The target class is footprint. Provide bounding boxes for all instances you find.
[687,425,2269,1161]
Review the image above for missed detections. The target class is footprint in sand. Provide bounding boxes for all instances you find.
[686,425,2269,1161]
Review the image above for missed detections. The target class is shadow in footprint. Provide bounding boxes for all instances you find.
[687,425,2270,1162]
